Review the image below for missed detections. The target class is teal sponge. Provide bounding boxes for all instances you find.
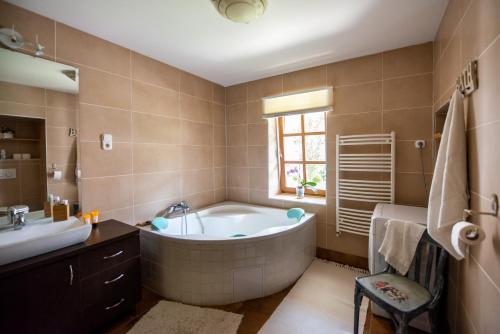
[151,217,168,231]
[287,208,305,221]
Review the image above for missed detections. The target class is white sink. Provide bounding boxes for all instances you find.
[0,215,92,266]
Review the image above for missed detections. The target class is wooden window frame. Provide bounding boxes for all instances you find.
[277,113,326,196]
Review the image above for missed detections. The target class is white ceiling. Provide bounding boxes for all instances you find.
[8,0,448,86]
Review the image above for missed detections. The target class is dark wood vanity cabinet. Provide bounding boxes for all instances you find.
[0,220,141,334]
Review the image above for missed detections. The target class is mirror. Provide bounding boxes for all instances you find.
[0,49,79,214]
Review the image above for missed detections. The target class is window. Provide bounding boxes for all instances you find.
[278,112,326,196]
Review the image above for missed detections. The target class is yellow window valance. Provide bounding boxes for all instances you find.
[262,87,333,118]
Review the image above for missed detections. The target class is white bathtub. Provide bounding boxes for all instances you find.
[140,202,316,305]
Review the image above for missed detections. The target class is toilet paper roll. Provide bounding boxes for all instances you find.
[451,221,486,258]
[53,170,62,180]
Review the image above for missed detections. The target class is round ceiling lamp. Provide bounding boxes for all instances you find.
[211,0,267,24]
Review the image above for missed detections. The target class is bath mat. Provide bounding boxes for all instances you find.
[259,258,369,334]
[127,300,242,334]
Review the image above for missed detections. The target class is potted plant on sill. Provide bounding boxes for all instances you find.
[288,167,319,199]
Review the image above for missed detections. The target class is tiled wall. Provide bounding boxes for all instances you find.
[433,0,500,333]
[0,82,78,209]
[225,43,434,259]
[0,2,226,224]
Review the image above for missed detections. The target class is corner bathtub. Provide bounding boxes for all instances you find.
[139,202,316,305]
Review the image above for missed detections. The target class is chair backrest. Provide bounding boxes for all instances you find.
[388,231,448,298]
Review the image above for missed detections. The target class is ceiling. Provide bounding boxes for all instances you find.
[8,0,448,86]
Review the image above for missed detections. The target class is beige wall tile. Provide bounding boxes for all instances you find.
[334,81,382,114]
[327,54,382,86]
[435,0,463,59]
[100,207,134,225]
[247,100,266,124]
[45,91,78,110]
[383,74,433,110]
[326,225,368,258]
[46,107,77,127]
[180,72,212,101]
[132,143,181,173]
[382,108,433,139]
[227,187,249,202]
[213,125,226,146]
[212,103,225,126]
[79,103,132,142]
[213,146,226,168]
[180,94,212,123]
[395,172,431,206]
[46,126,76,147]
[395,140,433,173]
[181,120,213,146]
[247,75,282,100]
[227,125,247,146]
[327,111,382,136]
[55,23,130,76]
[227,146,247,167]
[182,169,214,195]
[247,124,267,146]
[184,191,215,210]
[213,84,225,104]
[133,112,181,144]
[132,81,179,118]
[134,171,182,204]
[0,101,45,118]
[227,103,247,125]
[248,146,267,168]
[214,187,226,202]
[228,167,249,188]
[79,66,131,110]
[134,199,180,224]
[226,84,247,105]
[80,142,132,178]
[437,30,461,101]
[81,175,133,212]
[131,52,180,91]
[181,145,213,169]
[249,167,267,190]
[0,81,45,105]
[383,42,433,78]
[0,2,55,58]
[47,182,78,202]
[214,167,226,188]
[283,65,327,93]
[47,146,77,166]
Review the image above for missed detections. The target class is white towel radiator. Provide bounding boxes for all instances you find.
[335,132,396,236]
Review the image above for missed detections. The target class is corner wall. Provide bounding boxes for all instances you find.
[433,0,500,333]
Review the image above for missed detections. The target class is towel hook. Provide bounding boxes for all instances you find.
[463,194,498,220]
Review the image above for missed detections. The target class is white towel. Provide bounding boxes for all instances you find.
[378,219,426,275]
[427,90,468,260]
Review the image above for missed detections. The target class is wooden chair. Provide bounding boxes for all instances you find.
[353,231,448,334]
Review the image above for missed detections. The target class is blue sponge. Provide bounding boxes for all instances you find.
[151,217,168,231]
[287,208,305,221]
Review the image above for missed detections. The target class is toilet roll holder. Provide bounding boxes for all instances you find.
[462,194,498,220]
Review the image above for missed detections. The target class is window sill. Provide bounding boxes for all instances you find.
[269,193,326,206]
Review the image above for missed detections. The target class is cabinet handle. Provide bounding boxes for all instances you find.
[105,298,125,311]
[104,273,125,285]
[69,264,74,286]
[103,250,124,260]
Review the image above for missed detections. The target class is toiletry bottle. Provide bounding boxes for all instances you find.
[0,149,6,160]
[91,210,100,226]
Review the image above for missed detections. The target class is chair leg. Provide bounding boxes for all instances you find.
[353,284,363,334]
[397,314,408,334]
[428,309,439,334]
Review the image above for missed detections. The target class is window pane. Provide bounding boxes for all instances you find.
[306,164,326,190]
[283,115,301,134]
[305,135,325,161]
[283,136,302,161]
[304,112,325,132]
[285,164,303,188]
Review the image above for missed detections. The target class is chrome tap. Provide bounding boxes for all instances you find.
[7,205,29,230]
[164,201,190,217]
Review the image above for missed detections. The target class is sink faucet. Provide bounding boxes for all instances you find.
[164,201,190,217]
[8,205,29,230]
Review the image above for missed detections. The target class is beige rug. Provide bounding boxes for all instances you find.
[259,258,369,334]
[127,300,242,334]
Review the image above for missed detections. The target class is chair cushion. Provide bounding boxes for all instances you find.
[357,273,431,312]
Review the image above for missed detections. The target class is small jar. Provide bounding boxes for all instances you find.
[83,214,91,225]
[91,210,99,225]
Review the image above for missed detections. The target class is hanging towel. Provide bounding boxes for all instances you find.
[378,219,426,275]
[427,90,468,260]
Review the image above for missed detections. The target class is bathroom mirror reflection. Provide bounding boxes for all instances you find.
[0,49,79,216]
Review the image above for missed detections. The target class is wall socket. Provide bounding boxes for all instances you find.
[415,140,426,149]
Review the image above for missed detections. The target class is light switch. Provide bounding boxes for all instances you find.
[101,134,112,150]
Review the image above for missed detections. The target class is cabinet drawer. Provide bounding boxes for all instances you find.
[82,258,141,308]
[80,235,139,278]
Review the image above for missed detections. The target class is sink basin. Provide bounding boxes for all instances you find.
[0,215,92,266]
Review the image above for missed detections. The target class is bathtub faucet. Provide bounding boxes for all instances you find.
[165,201,190,217]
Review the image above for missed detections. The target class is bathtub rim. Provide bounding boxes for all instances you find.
[138,201,316,245]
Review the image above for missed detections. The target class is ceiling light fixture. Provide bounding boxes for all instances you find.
[211,0,267,24]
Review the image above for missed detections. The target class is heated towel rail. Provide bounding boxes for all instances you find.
[336,132,395,236]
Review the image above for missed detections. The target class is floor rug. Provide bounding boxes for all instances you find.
[259,258,369,334]
[127,300,243,334]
